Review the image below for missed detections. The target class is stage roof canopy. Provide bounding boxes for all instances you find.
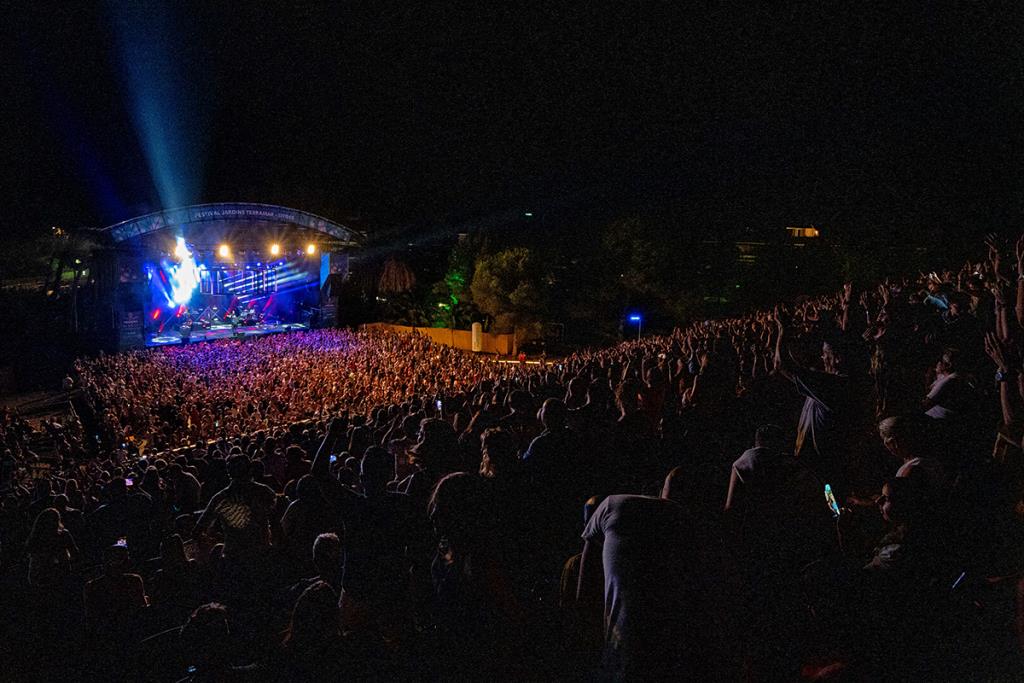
[99,203,363,247]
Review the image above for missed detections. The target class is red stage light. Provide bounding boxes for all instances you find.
[151,309,161,320]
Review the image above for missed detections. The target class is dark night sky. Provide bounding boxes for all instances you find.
[2,1,1022,243]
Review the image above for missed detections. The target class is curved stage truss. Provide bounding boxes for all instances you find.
[100,202,363,246]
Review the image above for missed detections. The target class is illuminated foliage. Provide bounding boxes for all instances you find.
[430,234,484,327]
[470,247,548,338]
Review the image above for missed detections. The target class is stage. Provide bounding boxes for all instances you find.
[90,203,360,350]
[146,322,309,346]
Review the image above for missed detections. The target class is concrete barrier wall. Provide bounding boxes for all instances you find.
[363,323,513,355]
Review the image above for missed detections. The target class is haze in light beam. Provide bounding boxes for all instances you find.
[109,1,208,210]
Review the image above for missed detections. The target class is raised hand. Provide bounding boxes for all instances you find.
[877,283,891,306]
[986,233,1009,283]
[984,332,1009,372]
[772,304,789,329]
[991,280,1008,307]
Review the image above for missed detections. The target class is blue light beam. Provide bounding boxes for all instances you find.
[109,2,208,210]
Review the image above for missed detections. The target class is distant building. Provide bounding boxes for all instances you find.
[786,226,820,239]
[735,240,767,264]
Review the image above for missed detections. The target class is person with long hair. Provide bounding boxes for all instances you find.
[25,507,77,587]
[150,533,199,624]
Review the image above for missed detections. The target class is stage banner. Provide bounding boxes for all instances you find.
[321,300,337,327]
[118,309,144,349]
[106,203,361,244]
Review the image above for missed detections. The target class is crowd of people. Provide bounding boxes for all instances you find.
[70,329,505,451]
[1,235,1024,680]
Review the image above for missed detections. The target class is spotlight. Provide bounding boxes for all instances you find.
[218,244,231,259]
[306,243,317,255]
[270,243,281,256]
